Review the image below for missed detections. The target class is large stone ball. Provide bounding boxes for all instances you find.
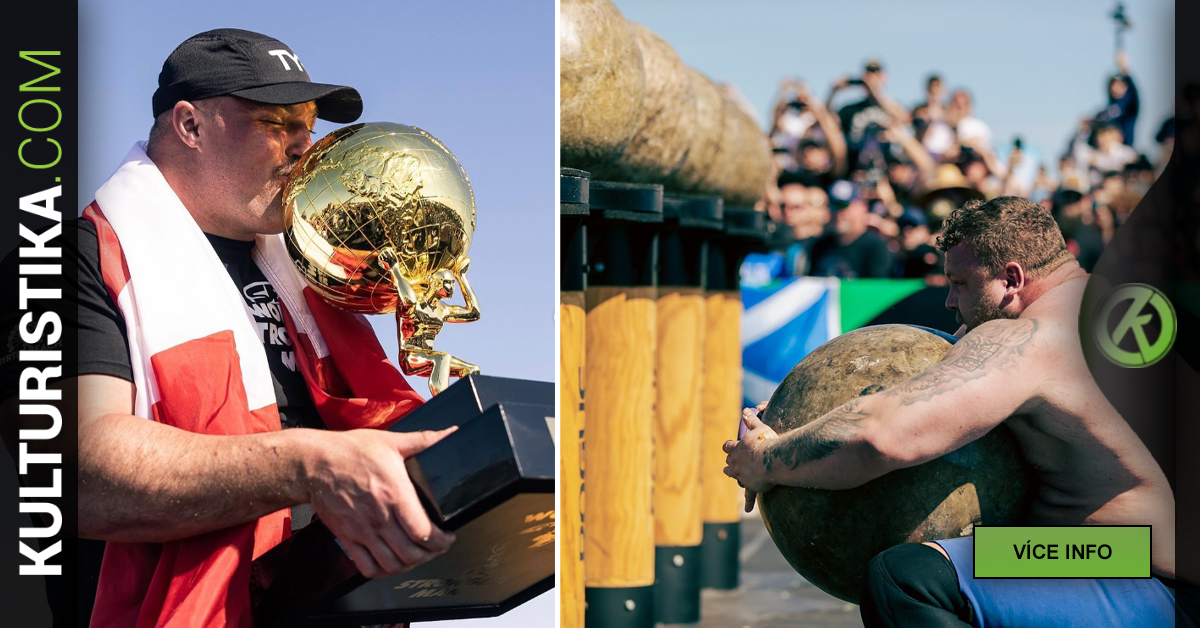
[559,0,645,170]
[721,104,773,206]
[757,325,1033,603]
[670,68,727,194]
[589,22,695,184]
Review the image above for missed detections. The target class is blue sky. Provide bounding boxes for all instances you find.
[613,0,1174,163]
[78,0,554,625]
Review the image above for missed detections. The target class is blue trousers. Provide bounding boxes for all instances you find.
[932,536,1175,628]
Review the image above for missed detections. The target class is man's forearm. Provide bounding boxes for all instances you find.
[761,397,892,490]
[80,413,320,542]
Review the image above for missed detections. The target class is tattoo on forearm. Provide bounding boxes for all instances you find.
[755,321,1037,476]
[894,319,1038,405]
[764,398,870,472]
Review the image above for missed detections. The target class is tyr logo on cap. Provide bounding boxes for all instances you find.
[151,28,363,123]
[267,49,304,72]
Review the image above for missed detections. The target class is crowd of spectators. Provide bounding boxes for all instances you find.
[754,51,1170,283]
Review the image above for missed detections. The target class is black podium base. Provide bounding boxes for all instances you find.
[700,522,741,590]
[585,584,655,628]
[654,544,701,624]
[251,375,555,627]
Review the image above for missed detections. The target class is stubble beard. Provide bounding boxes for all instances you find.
[257,161,301,234]
[961,299,1018,331]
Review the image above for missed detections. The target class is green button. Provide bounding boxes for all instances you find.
[973,526,1152,578]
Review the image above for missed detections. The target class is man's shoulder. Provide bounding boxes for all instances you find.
[955,317,1057,369]
[971,300,1091,366]
[963,318,1041,344]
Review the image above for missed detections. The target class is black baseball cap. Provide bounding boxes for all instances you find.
[152,28,363,123]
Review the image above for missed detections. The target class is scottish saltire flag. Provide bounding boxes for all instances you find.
[741,278,841,406]
[740,277,945,407]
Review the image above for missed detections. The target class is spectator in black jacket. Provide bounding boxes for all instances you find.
[809,180,895,278]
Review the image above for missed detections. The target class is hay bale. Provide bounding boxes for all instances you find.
[559,0,645,170]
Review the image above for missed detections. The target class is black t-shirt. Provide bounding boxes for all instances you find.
[809,229,895,279]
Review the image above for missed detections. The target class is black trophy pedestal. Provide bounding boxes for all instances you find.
[251,375,555,627]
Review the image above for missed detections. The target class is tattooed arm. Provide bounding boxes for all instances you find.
[724,318,1043,495]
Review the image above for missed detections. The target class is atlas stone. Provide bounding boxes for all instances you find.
[722,104,774,206]
[757,325,1033,603]
[672,68,731,196]
[676,72,772,204]
[589,22,696,185]
[559,0,645,170]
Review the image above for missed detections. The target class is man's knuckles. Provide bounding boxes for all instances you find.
[371,547,405,575]
[391,428,453,457]
[394,543,434,567]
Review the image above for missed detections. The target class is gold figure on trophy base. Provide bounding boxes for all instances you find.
[379,248,481,396]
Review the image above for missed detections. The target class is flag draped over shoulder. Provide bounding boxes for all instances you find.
[83,143,424,628]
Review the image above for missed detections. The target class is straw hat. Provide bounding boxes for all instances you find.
[917,164,984,205]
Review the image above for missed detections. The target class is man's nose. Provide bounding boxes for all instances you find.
[289,131,313,160]
[945,289,957,311]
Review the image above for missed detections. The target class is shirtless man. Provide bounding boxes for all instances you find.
[724,196,1177,627]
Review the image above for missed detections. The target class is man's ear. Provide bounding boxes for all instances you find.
[171,101,204,149]
[1002,261,1026,294]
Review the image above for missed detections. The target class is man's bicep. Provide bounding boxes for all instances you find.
[79,375,135,431]
[875,319,1042,464]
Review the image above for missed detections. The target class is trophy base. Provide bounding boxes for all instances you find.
[251,375,554,627]
[654,544,702,624]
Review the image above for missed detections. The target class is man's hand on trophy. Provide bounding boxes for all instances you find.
[303,427,459,578]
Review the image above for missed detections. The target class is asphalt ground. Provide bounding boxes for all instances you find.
[673,508,865,628]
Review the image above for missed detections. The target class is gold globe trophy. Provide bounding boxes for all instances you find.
[282,122,481,396]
